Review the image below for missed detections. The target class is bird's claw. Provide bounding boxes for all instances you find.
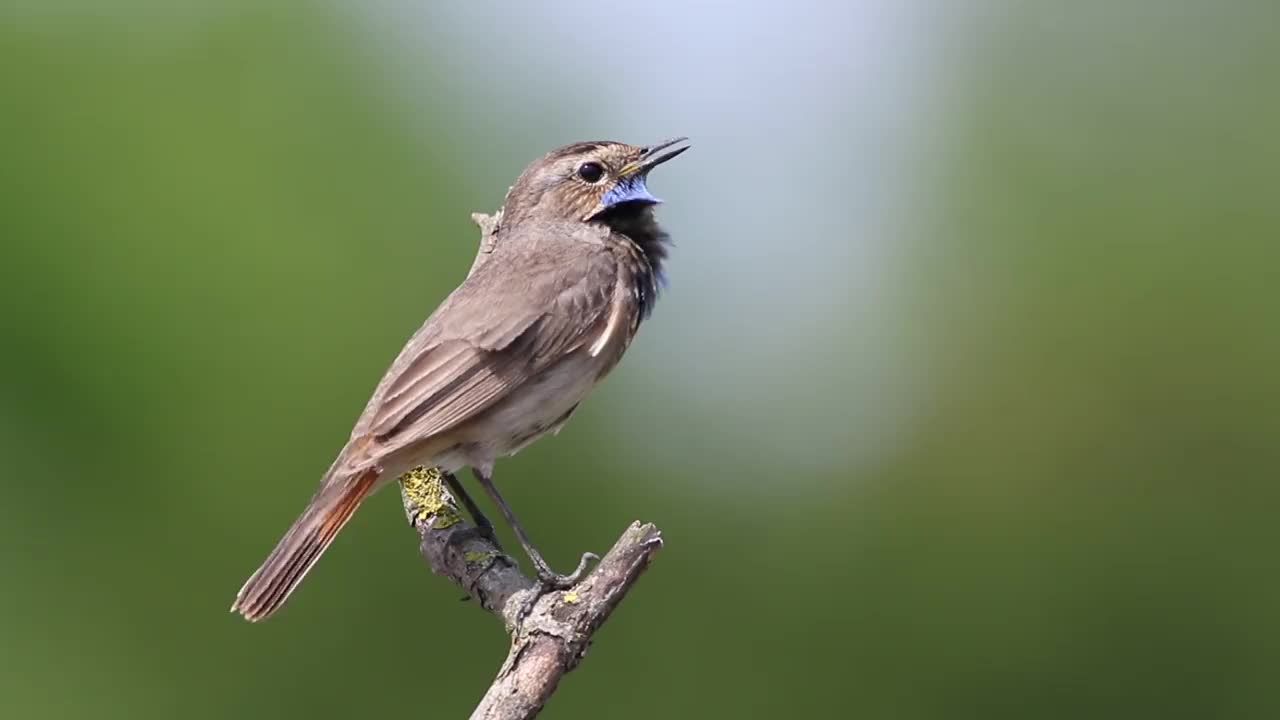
[535,551,599,589]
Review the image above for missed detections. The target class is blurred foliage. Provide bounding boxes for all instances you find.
[1,2,1277,719]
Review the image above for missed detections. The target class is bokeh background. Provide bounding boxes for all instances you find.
[3,2,1277,718]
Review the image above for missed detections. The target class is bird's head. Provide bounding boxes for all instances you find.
[501,138,689,229]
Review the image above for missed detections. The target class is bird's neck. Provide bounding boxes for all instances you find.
[603,207,669,320]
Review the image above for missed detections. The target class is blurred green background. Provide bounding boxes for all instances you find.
[2,2,1277,718]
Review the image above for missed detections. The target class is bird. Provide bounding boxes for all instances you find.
[232,137,689,621]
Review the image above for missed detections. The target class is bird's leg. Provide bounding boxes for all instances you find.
[442,471,502,550]
[471,467,597,588]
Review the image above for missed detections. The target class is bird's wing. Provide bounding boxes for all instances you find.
[353,233,617,454]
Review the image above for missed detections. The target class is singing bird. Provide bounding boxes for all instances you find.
[232,138,689,621]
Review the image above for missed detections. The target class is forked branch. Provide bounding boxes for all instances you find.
[399,466,661,719]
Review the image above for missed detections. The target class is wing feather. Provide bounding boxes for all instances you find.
[352,226,618,455]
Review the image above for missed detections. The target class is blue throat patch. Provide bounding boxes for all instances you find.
[602,174,660,209]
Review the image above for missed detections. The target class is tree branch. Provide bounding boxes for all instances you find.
[399,466,662,719]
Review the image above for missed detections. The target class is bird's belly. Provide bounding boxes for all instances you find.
[454,351,606,465]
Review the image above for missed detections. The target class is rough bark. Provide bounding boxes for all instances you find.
[400,468,662,719]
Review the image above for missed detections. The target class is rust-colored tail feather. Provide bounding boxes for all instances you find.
[232,469,379,622]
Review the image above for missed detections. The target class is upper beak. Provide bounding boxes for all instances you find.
[621,137,690,177]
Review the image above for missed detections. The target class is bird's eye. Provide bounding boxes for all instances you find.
[577,162,605,183]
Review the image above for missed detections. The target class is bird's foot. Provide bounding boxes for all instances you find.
[512,552,599,630]
[534,551,599,590]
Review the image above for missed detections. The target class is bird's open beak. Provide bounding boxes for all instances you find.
[619,137,690,178]
[591,137,690,219]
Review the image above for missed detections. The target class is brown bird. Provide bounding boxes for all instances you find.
[232,138,689,621]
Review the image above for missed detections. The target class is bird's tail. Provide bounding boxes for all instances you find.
[231,468,380,622]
